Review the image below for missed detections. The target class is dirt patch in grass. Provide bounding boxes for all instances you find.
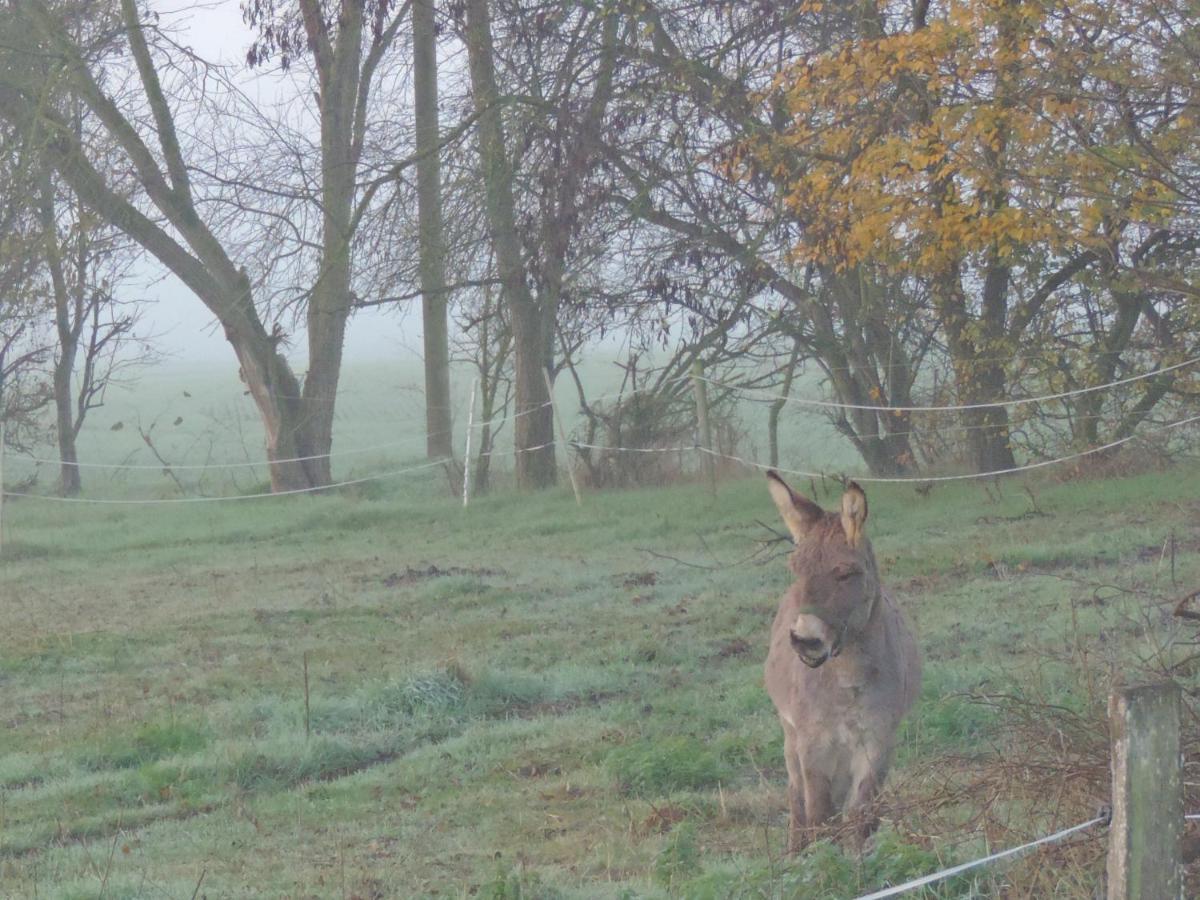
[514,762,562,779]
[381,564,503,587]
[620,572,658,588]
[974,508,1052,525]
[711,637,751,660]
[314,748,405,784]
[511,689,619,720]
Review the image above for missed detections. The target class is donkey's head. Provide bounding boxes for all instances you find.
[767,471,880,669]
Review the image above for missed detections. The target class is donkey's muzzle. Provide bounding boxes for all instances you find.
[790,630,829,668]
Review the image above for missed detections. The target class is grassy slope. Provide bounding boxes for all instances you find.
[3,459,1199,898]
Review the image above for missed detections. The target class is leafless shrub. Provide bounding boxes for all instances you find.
[570,391,746,489]
[572,391,692,489]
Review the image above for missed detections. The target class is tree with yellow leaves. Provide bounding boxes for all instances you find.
[739,0,1199,469]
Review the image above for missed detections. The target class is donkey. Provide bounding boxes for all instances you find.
[763,470,920,853]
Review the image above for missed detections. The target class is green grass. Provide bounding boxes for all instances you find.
[607,737,731,797]
[677,828,987,899]
[3,384,1199,896]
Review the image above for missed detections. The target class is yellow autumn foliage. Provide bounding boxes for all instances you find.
[736,0,1190,278]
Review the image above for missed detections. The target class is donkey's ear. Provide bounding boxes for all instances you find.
[766,470,824,544]
[840,481,868,548]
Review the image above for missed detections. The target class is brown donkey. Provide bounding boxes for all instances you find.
[763,471,920,852]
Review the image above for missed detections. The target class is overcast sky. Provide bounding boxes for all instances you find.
[142,0,421,369]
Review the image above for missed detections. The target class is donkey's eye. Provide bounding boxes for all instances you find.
[836,568,861,582]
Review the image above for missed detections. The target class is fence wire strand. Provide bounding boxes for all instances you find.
[7,407,1200,504]
[2,458,451,504]
[700,353,1200,414]
[851,815,1107,900]
[699,412,1200,484]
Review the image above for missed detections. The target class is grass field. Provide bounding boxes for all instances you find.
[3,361,1200,897]
[4,436,1200,897]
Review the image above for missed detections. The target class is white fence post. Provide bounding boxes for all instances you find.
[544,369,582,506]
[690,360,715,494]
[0,416,5,556]
[462,378,478,508]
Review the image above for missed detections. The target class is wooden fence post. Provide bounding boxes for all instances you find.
[1107,682,1182,900]
[690,360,715,495]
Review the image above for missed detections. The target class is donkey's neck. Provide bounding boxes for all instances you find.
[829,588,886,687]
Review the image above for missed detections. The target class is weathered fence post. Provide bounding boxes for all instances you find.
[1107,681,1182,900]
[690,360,716,495]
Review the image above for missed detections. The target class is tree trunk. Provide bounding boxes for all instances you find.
[53,356,80,496]
[511,305,557,488]
[413,0,453,460]
[959,0,1018,474]
[472,287,510,494]
[958,260,1017,474]
[222,287,323,491]
[297,0,369,488]
[464,0,555,489]
[939,301,1017,473]
[1071,288,1143,448]
[816,272,918,476]
[962,392,1017,472]
[475,377,495,496]
[37,166,82,496]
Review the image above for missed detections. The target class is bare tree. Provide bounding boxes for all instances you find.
[243,0,419,486]
[0,0,434,490]
[461,0,555,488]
[0,0,324,489]
[36,158,152,496]
[452,280,511,494]
[0,315,53,456]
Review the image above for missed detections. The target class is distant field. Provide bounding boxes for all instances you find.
[4,357,856,500]
[3,454,1199,896]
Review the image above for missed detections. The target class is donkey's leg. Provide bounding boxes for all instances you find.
[783,728,807,854]
[846,743,889,850]
[799,759,835,848]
